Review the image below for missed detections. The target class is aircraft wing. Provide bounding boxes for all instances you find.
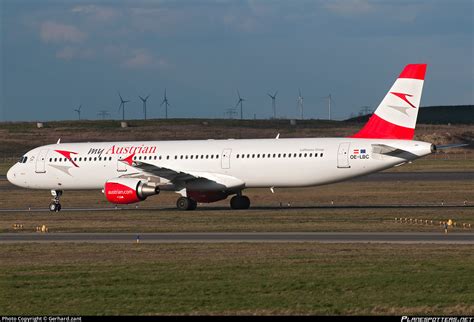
[121,158,245,191]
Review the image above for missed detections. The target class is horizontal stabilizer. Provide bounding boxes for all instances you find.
[435,143,469,150]
[371,144,418,160]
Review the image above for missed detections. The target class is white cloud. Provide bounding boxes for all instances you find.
[40,21,87,43]
[56,46,95,60]
[71,5,120,22]
[122,49,154,68]
[128,6,186,34]
[324,0,376,15]
[221,7,263,33]
[55,46,75,60]
[120,48,170,70]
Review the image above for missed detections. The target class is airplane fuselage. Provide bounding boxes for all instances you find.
[7,137,433,191]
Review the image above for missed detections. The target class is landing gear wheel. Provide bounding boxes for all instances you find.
[230,195,251,210]
[49,202,61,212]
[177,197,198,211]
[188,199,197,210]
[50,190,63,212]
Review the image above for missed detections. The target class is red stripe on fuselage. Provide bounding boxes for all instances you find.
[350,114,414,140]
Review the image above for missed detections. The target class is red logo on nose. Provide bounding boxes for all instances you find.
[390,92,416,108]
[55,150,79,167]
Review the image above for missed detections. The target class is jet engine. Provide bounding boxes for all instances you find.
[104,178,159,204]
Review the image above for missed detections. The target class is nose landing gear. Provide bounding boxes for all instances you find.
[49,190,63,212]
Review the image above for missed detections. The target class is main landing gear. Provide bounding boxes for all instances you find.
[175,194,251,211]
[176,197,197,211]
[49,190,63,212]
[230,195,250,210]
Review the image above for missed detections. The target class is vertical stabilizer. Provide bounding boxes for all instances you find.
[351,64,427,140]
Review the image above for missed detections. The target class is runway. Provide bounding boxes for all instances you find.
[1,232,473,244]
[0,203,472,213]
[351,171,474,182]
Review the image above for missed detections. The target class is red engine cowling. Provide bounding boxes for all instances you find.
[104,178,159,204]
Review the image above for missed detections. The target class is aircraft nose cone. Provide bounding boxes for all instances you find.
[6,166,16,185]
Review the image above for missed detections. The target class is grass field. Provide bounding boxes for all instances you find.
[1,174,472,316]
[1,243,473,315]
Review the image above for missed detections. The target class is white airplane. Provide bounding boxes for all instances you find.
[6,64,458,211]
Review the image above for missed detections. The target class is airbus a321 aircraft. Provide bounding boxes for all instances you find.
[7,64,455,211]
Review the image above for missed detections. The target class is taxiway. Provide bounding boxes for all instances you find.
[1,232,473,244]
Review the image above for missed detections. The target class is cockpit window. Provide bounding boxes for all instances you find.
[18,156,27,163]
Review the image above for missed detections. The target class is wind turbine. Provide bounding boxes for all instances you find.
[267,91,278,119]
[297,89,304,120]
[74,105,82,120]
[235,90,245,120]
[117,92,130,121]
[161,89,170,119]
[139,94,150,120]
[322,94,332,120]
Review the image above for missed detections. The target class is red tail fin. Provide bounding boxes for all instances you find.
[351,64,427,140]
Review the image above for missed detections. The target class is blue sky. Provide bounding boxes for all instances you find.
[1,0,473,121]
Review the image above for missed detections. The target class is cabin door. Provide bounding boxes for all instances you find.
[221,149,232,169]
[35,149,48,173]
[337,143,351,168]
